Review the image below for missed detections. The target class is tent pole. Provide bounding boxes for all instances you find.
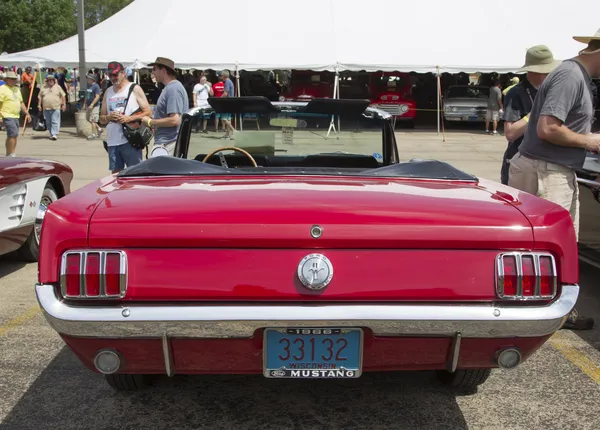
[77,0,87,107]
[235,63,242,132]
[327,67,339,139]
[436,66,440,136]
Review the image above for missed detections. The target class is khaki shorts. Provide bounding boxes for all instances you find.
[508,152,579,239]
[87,106,100,123]
[486,109,499,121]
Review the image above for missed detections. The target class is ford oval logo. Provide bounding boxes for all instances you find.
[271,370,286,377]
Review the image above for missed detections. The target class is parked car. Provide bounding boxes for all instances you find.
[443,85,489,124]
[282,71,334,101]
[35,97,578,392]
[369,72,416,128]
[0,157,72,261]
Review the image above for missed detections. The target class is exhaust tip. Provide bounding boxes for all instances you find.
[94,349,122,374]
[496,347,522,370]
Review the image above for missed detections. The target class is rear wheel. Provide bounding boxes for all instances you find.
[16,181,58,262]
[105,374,149,391]
[436,368,492,392]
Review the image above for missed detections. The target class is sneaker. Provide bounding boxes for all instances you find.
[562,308,594,330]
[50,135,58,141]
[97,127,103,136]
[87,134,98,140]
[485,130,490,134]
[492,130,498,135]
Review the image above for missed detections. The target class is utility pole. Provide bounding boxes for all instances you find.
[77,0,87,100]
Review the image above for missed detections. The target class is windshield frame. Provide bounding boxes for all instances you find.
[173,98,399,166]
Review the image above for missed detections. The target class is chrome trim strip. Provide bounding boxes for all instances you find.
[446,332,461,373]
[162,335,174,377]
[35,284,579,339]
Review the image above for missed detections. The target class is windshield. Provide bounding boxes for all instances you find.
[446,86,489,99]
[373,75,408,89]
[184,107,386,164]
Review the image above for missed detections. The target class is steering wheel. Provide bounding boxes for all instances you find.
[202,146,258,168]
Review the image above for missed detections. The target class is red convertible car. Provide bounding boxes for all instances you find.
[0,157,72,261]
[36,98,579,392]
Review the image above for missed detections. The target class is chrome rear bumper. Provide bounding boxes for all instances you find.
[35,283,579,339]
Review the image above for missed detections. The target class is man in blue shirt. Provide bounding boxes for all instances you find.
[141,57,189,156]
[220,70,236,140]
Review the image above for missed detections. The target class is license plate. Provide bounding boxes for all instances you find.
[468,115,479,121]
[263,328,362,378]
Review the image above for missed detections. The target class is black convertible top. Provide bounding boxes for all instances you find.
[118,156,478,181]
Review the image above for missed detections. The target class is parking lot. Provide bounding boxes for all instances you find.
[1,126,600,429]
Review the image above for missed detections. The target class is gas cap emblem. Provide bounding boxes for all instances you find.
[297,254,333,290]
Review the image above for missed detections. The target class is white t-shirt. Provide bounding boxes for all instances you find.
[193,82,211,107]
[105,83,140,147]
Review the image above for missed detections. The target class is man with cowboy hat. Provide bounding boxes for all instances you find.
[509,29,600,330]
[500,45,561,185]
[0,70,31,156]
[141,57,188,156]
[37,73,67,140]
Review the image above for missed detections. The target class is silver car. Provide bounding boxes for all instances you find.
[443,85,489,123]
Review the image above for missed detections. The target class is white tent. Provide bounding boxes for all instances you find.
[0,0,598,73]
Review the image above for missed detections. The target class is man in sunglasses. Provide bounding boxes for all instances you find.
[99,61,152,173]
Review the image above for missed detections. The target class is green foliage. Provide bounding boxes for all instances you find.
[0,0,131,54]
[83,0,131,28]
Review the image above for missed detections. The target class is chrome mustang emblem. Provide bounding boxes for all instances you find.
[297,254,333,290]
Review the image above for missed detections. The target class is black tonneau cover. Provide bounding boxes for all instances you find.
[118,156,477,181]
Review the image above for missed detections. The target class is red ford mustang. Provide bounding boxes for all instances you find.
[35,97,578,392]
[0,157,72,261]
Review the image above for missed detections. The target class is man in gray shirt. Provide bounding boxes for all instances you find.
[509,30,600,330]
[485,79,503,135]
[141,57,189,156]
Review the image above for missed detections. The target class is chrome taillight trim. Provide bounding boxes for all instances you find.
[496,252,557,301]
[60,250,127,299]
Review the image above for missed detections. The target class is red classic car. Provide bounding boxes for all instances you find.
[369,72,416,128]
[36,98,578,393]
[0,157,72,261]
[281,71,334,102]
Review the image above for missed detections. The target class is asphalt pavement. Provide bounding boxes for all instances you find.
[1,125,599,429]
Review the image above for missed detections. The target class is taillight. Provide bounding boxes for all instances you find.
[60,251,127,299]
[496,252,557,300]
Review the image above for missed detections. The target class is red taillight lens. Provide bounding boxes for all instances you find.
[61,251,126,299]
[497,253,556,300]
[539,256,556,297]
[502,255,517,296]
[105,253,122,296]
[65,253,81,297]
[85,253,101,296]
[521,255,535,296]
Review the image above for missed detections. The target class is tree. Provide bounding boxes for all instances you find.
[0,0,76,54]
[0,0,131,54]
[83,0,132,28]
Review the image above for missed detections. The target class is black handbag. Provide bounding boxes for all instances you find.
[122,83,153,150]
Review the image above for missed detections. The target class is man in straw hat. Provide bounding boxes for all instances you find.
[0,70,31,156]
[500,45,561,185]
[141,57,188,156]
[509,29,600,330]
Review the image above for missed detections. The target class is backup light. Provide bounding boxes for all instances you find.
[94,349,121,374]
[496,348,522,369]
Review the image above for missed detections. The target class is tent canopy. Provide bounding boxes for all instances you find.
[0,0,598,73]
